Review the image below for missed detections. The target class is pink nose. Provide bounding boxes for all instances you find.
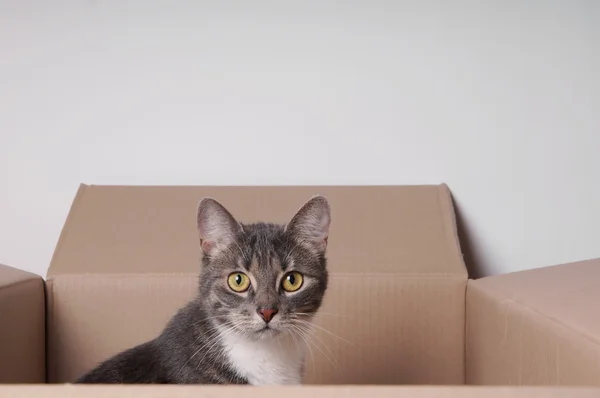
[258,308,278,323]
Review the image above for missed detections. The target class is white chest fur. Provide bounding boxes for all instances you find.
[219,330,307,385]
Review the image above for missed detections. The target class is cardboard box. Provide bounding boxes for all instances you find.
[467,258,600,385]
[1,183,599,397]
[0,264,45,383]
[0,385,599,398]
[45,184,467,384]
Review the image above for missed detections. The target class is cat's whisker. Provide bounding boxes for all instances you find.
[275,333,284,352]
[182,314,232,352]
[296,312,354,320]
[288,324,315,378]
[180,315,232,356]
[185,318,245,372]
[175,324,223,377]
[190,315,229,332]
[285,325,303,357]
[294,322,339,368]
[200,330,238,367]
[194,322,242,371]
[291,323,339,371]
[194,314,229,322]
[292,318,354,346]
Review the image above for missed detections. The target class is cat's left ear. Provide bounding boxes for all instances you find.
[285,195,331,253]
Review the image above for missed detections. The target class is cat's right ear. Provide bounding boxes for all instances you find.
[196,198,242,256]
[285,195,331,253]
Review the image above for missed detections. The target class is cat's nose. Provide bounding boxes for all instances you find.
[257,308,278,323]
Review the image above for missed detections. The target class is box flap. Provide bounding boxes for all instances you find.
[471,258,600,347]
[466,258,600,386]
[0,264,46,383]
[48,184,466,277]
[0,262,41,286]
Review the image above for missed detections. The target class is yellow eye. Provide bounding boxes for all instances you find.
[281,272,304,292]
[227,272,251,293]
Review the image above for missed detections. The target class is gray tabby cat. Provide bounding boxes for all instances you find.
[76,195,331,385]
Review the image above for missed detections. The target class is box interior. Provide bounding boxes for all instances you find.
[46,184,467,384]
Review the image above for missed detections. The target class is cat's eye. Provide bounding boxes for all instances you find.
[281,271,304,292]
[227,272,251,293]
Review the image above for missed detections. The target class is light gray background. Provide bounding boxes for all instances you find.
[1,1,598,277]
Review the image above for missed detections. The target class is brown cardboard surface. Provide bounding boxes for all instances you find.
[466,258,600,386]
[1,385,600,398]
[0,264,46,383]
[46,184,468,384]
[48,185,466,276]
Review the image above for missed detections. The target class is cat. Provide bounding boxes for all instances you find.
[75,194,331,385]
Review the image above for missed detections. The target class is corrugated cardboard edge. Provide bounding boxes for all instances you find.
[47,183,89,280]
[436,184,468,279]
[45,278,54,383]
[0,385,600,398]
[437,184,469,384]
[0,263,43,286]
[46,184,89,382]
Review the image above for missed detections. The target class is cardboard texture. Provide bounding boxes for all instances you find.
[46,184,467,384]
[466,258,600,386]
[1,385,600,398]
[2,183,600,396]
[0,264,46,383]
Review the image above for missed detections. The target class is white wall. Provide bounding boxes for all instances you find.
[1,1,599,278]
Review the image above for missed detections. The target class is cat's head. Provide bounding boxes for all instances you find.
[195,195,330,341]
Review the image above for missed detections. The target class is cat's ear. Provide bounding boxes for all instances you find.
[285,195,331,253]
[196,198,242,256]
